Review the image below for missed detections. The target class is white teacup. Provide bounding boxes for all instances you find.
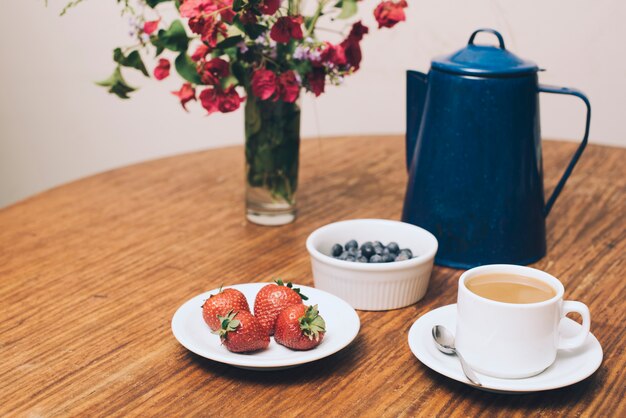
[455,264,591,379]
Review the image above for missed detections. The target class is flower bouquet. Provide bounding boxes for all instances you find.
[61,0,408,224]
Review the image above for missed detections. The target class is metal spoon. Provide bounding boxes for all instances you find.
[432,325,482,386]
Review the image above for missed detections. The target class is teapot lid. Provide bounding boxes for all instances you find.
[432,29,538,76]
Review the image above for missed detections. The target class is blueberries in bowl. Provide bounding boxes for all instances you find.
[330,240,415,263]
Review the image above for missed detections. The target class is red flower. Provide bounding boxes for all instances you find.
[220,7,236,23]
[270,16,304,43]
[239,10,258,25]
[191,44,210,62]
[189,16,228,47]
[340,39,363,70]
[154,58,170,80]
[320,43,347,67]
[200,57,230,85]
[339,21,369,71]
[307,68,325,97]
[258,0,280,15]
[179,0,217,18]
[199,87,220,115]
[218,87,245,113]
[373,1,407,29]
[143,19,160,35]
[348,21,369,41]
[199,86,244,114]
[278,71,300,103]
[172,83,197,111]
[251,68,277,100]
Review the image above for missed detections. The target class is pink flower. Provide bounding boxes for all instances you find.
[154,58,170,80]
[251,68,277,100]
[191,44,210,62]
[373,1,407,29]
[172,83,197,111]
[218,87,245,113]
[143,19,160,35]
[179,0,217,19]
[277,70,300,103]
[270,16,304,43]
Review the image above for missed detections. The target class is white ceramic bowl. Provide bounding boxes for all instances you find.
[306,219,438,311]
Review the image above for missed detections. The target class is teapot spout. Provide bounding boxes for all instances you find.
[406,70,428,171]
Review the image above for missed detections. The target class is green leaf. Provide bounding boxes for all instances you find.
[174,53,202,84]
[337,0,357,19]
[244,23,266,40]
[152,20,189,53]
[96,66,137,99]
[220,75,239,90]
[113,48,149,77]
[216,35,244,50]
[233,0,244,12]
[145,0,171,7]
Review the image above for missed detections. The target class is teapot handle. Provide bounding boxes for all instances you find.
[468,29,506,50]
[539,85,591,217]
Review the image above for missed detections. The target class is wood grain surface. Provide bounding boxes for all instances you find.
[0,136,624,417]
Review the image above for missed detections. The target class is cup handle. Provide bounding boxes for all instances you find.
[558,301,591,350]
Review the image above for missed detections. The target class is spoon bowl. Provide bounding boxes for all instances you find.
[432,325,482,386]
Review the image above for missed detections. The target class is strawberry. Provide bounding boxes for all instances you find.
[213,310,270,353]
[202,288,250,331]
[274,304,326,351]
[254,279,308,335]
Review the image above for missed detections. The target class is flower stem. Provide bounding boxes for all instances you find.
[305,0,328,38]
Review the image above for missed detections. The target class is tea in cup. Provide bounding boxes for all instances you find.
[455,264,591,379]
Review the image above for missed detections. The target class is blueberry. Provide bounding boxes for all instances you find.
[357,256,369,263]
[373,244,384,255]
[395,253,410,262]
[382,247,391,256]
[347,247,358,257]
[331,244,343,257]
[361,243,375,258]
[373,241,383,248]
[345,240,358,250]
[400,248,413,258]
[360,241,373,249]
[382,254,395,263]
[338,251,349,260]
[387,242,400,255]
[346,256,357,262]
[370,254,384,263]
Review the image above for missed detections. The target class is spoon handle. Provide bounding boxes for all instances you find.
[455,350,482,386]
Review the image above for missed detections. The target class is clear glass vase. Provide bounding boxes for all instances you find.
[244,93,301,226]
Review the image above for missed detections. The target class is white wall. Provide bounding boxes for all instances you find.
[1,0,624,207]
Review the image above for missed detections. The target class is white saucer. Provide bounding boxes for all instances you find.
[172,283,360,371]
[408,304,602,393]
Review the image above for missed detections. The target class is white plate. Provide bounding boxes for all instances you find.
[172,283,360,370]
[408,304,603,393]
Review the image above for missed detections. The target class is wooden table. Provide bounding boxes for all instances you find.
[1,136,624,417]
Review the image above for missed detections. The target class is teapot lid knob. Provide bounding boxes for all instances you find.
[468,28,506,50]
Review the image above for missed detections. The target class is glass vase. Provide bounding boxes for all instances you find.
[244,93,301,226]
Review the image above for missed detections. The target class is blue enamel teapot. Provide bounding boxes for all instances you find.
[402,29,591,268]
